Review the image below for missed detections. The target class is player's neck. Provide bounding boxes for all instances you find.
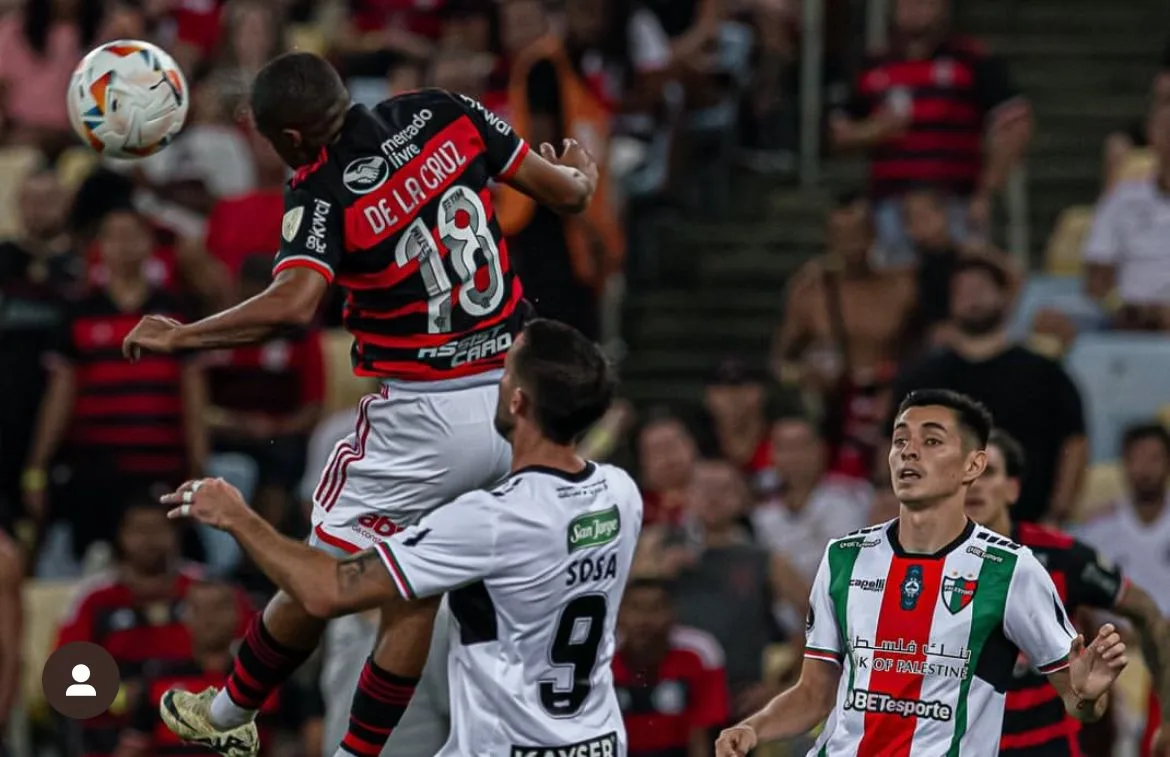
[896,498,969,554]
[509,428,586,476]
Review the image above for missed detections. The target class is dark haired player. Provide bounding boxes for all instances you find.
[718,389,1129,757]
[164,319,642,757]
[122,52,599,757]
[966,429,1170,757]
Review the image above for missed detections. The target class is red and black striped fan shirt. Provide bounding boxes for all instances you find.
[843,37,1025,198]
[272,89,531,383]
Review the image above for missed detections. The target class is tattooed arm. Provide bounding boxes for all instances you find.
[164,478,400,617]
[1113,584,1170,728]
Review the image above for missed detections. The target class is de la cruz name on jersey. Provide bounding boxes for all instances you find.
[273,89,531,381]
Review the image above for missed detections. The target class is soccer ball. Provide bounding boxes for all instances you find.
[67,39,189,159]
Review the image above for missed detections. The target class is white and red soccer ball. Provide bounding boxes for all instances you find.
[67,39,189,159]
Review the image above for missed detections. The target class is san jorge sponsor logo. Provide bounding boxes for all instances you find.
[567,507,621,553]
[845,689,954,721]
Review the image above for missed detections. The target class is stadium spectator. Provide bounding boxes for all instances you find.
[495,0,629,340]
[1084,99,1170,328]
[204,127,286,280]
[0,0,104,155]
[750,416,871,581]
[1074,423,1170,616]
[0,169,80,527]
[891,258,1087,523]
[212,0,285,83]
[119,579,320,757]
[0,529,20,748]
[867,442,901,525]
[205,255,325,532]
[1102,37,1170,188]
[637,411,699,526]
[830,0,1032,263]
[612,577,730,757]
[701,356,775,495]
[666,459,808,718]
[55,500,216,756]
[769,192,916,478]
[23,208,207,555]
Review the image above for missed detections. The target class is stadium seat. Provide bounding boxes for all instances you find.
[1065,334,1170,462]
[56,146,99,191]
[21,580,80,717]
[322,329,377,415]
[0,146,46,239]
[1043,205,1094,276]
[1006,274,1104,344]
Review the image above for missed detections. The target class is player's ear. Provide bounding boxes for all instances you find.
[510,385,527,417]
[281,128,303,148]
[962,448,987,485]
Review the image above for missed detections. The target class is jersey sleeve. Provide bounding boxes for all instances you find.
[1065,540,1127,609]
[1003,548,1078,675]
[272,185,343,283]
[375,491,501,599]
[804,548,844,665]
[454,93,530,181]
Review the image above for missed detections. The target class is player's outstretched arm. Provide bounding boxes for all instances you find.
[715,658,839,757]
[163,478,400,618]
[505,139,598,215]
[1048,623,1129,722]
[123,268,329,358]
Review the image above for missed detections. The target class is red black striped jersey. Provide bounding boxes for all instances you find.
[55,567,250,757]
[272,89,531,382]
[1000,522,1127,757]
[49,288,191,483]
[843,37,1022,198]
[612,628,731,757]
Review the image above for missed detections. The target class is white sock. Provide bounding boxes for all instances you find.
[209,688,256,730]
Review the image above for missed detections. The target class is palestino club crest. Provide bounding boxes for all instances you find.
[900,565,924,611]
[941,574,978,614]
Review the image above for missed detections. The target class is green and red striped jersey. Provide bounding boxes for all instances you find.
[804,519,1077,757]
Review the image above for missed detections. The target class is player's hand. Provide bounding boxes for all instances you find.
[715,724,757,757]
[123,315,183,361]
[1069,623,1128,701]
[162,478,252,532]
[540,139,599,190]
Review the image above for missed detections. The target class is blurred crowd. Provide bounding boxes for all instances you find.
[0,0,1169,756]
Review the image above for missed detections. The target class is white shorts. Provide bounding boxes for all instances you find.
[307,374,509,757]
[308,374,512,554]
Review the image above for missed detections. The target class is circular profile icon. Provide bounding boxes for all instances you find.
[42,642,120,719]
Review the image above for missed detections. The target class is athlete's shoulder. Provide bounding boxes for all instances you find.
[828,520,888,550]
[667,626,725,670]
[970,522,1026,552]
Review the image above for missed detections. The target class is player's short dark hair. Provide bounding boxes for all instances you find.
[250,52,347,138]
[513,319,615,445]
[988,429,1026,480]
[1121,422,1170,456]
[951,257,1009,291]
[896,389,993,449]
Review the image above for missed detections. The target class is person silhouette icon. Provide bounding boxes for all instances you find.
[65,664,97,697]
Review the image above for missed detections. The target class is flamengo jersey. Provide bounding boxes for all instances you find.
[375,462,643,757]
[804,519,1077,757]
[273,89,530,381]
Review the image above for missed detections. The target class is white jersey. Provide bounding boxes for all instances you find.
[375,462,643,757]
[805,519,1077,757]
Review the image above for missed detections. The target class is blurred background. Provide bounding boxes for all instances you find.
[1,0,1169,755]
